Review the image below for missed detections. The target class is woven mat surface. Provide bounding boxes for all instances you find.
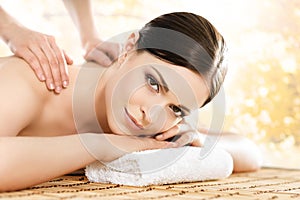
[1,168,300,200]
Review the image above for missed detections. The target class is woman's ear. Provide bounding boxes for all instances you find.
[124,31,140,52]
[117,31,140,66]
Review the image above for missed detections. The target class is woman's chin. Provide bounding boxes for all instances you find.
[108,122,131,136]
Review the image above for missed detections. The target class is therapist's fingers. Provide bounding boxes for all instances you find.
[48,37,70,89]
[14,46,46,82]
[6,26,71,93]
[85,48,112,66]
[63,50,73,65]
[27,36,65,93]
[39,42,62,93]
[27,45,55,91]
[31,35,71,93]
[97,41,121,61]
[84,41,121,67]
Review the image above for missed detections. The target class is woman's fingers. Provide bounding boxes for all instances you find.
[123,136,175,153]
[172,132,192,147]
[174,131,206,147]
[101,134,177,162]
[155,123,193,141]
[155,125,180,141]
[136,137,177,151]
[155,122,207,148]
[197,124,209,134]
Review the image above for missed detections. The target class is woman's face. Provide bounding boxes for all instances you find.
[105,51,209,136]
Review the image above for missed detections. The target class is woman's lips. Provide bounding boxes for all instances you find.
[124,108,144,130]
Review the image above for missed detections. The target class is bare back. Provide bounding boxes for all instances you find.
[0,57,78,136]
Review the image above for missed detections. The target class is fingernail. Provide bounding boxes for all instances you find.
[55,86,61,93]
[156,135,163,139]
[49,83,55,90]
[126,45,131,51]
[104,59,112,66]
[62,81,68,88]
[166,142,177,148]
[40,74,46,81]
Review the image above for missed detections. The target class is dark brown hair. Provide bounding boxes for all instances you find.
[137,12,227,107]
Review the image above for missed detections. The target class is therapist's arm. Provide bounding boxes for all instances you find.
[63,0,120,66]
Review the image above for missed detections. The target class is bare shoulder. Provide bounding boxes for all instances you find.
[0,56,46,136]
[1,56,39,82]
[0,56,49,95]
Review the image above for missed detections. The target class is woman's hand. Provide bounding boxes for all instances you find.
[81,133,176,163]
[83,38,121,67]
[5,24,73,93]
[155,123,208,147]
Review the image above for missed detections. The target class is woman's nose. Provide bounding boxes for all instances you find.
[140,103,169,127]
[140,106,151,126]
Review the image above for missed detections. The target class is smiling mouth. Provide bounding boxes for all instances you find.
[124,108,144,130]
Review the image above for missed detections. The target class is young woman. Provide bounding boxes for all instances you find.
[0,12,261,192]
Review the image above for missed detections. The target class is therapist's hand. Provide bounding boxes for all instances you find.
[6,25,73,93]
[83,38,121,67]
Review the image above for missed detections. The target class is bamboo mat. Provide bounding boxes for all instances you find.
[1,168,300,200]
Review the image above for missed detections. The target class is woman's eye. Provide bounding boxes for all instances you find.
[170,105,183,117]
[146,75,160,93]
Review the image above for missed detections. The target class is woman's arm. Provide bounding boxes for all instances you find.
[0,133,171,192]
[155,123,262,172]
[0,134,94,192]
[214,132,263,172]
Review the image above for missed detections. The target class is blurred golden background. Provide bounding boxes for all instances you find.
[1,0,299,168]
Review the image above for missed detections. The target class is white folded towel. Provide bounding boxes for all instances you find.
[85,146,233,186]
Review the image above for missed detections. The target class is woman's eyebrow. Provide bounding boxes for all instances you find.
[150,66,192,114]
[150,66,169,92]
